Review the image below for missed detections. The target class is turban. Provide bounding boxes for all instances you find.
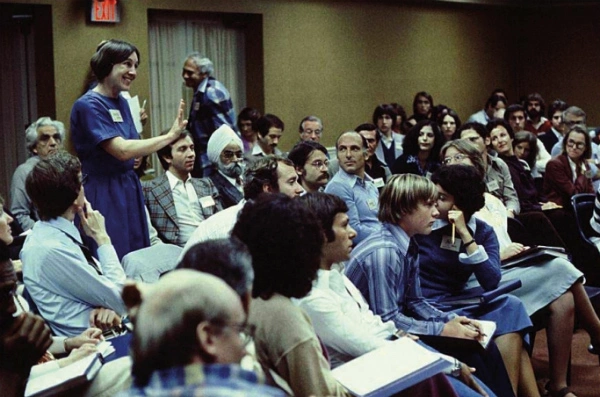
[207,125,243,164]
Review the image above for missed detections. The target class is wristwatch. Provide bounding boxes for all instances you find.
[450,358,462,378]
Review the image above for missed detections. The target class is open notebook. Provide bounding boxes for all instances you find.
[331,337,450,397]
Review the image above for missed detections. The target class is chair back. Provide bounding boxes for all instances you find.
[571,193,597,244]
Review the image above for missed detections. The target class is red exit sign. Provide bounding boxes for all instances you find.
[90,0,120,23]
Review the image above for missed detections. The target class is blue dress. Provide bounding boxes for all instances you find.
[71,91,150,259]
[415,218,532,338]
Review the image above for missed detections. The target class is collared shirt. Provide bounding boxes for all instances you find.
[10,156,40,231]
[295,268,396,368]
[219,170,244,194]
[165,171,203,245]
[430,218,489,265]
[345,223,455,336]
[122,363,284,397]
[324,168,381,244]
[178,200,246,262]
[249,144,282,157]
[21,217,126,336]
[485,154,520,214]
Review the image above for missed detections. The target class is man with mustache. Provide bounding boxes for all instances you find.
[142,131,223,246]
[288,140,330,193]
[524,93,552,135]
[246,114,284,158]
[207,125,246,208]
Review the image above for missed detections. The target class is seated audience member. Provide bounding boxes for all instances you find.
[298,115,324,143]
[232,194,350,396]
[466,93,507,125]
[454,122,520,217]
[391,119,444,177]
[132,156,148,180]
[420,164,583,397]
[390,103,409,135]
[550,106,587,157]
[21,152,126,336]
[345,174,515,397]
[10,117,65,231]
[296,192,494,397]
[524,93,552,135]
[123,270,284,396]
[325,132,380,245]
[237,107,261,153]
[437,107,462,142]
[408,91,434,125]
[539,100,568,153]
[1,242,52,396]
[288,140,330,193]
[505,104,551,173]
[440,144,600,396]
[356,123,391,190]
[206,125,245,208]
[486,120,566,248]
[142,131,223,246]
[180,155,303,259]
[372,104,403,167]
[247,114,284,158]
[513,131,542,179]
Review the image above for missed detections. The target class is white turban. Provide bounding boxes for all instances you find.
[207,125,243,164]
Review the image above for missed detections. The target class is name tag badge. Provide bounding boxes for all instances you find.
[109,109,123,123]
[194,102,200,111]
[199,196,215,208]
[367,199,378,210]
[486,180,499,192]
[373,178,385,188]
[440,235,462,252]
[425,171,432,180]
[395,143,403,151]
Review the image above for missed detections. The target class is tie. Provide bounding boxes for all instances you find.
[62,231,102,275]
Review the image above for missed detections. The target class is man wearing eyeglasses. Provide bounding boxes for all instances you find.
[207,125,246,208]
[126,270,284,396]
[298,115,324,143]
[288,140,330,193]
[10,117,65,232]
[550,106,588,157]
[142,131,223,247]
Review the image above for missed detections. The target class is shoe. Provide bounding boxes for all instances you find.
[546,383,576,397]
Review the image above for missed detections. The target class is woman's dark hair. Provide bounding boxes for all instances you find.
[436,108,462,134]
[237,107,261,131]
[513,131,539,169]
[453,122,488,141]
[231,193,323,300]
[432,164,486,221]
[298,193,348,243]
[402,119,443,161]
[412,91,434,118]
[372,104,397,129]
[486,118,514,139]
[90,39,140,81]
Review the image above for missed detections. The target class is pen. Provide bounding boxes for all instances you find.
[142,99,147,110]
[465,323,486,338]
[451,223,455,245]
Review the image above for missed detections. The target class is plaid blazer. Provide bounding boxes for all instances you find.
[142,174,223,245]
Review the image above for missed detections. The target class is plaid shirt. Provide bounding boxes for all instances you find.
[122,363,285,396]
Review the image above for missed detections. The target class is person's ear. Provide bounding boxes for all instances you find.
[262,183,273,193]
[196,321,218,357]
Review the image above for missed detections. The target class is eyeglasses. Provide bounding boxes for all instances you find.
[302,129,322,137]
[222,150,244,160]
[310,160,329,170]
[81,174,88,185]
[563,119,585,127]
[211,321,256,346]
[38,133,62,144]
[443,153,468,165]
[566,140,586,150]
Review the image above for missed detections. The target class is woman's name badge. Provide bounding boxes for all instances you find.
[199,196,215,208]
[440,235,461,252]
[486,180,499,192]
[373,178,385,188]
[109,109,123,122]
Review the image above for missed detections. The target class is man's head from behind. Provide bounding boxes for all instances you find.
[255,114,284,155]
[288,141,329,193]
[131,270,247,386]
[157,131,195,178]
[298,115,323,142]
[207,125,245,179]
[243,155,304,200]
[26,151,83,221]
[232,193,323,300]
[177,237,254,314]
[25,117,65,159]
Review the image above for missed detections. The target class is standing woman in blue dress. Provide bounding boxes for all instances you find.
[71,39,187,259]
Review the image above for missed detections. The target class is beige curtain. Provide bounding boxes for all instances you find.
[148,15,246,176]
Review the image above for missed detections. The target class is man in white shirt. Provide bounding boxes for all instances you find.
[142,131,223,246]
[246,114,284,158]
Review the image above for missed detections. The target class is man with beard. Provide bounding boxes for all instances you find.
[288,141,330,193]
[523,93,551,135]
[142,131,223,246]
[207,125,246,208]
